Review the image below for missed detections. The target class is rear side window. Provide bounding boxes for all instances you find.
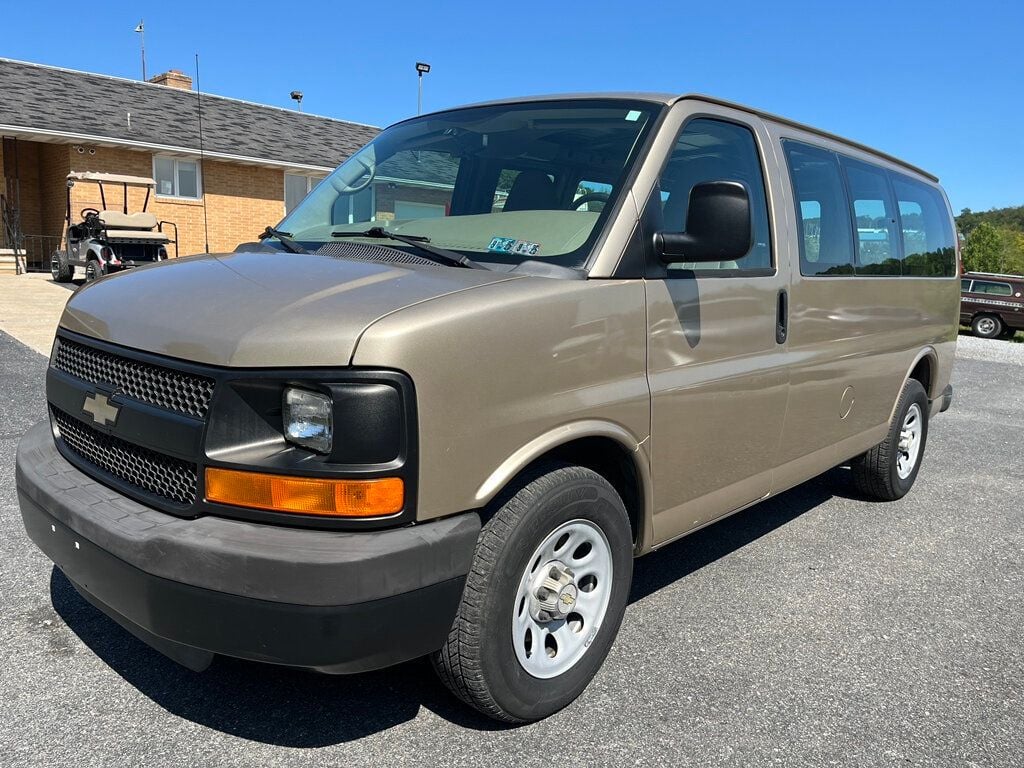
[971,280,1013,296]
[842,158,900,275]
[785,140,956,278]
[890,174,957,277]
[783,141,854,276]
[961,279,972,292]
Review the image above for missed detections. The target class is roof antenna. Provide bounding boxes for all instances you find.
[134,20,146,81]
[195,53,211,253]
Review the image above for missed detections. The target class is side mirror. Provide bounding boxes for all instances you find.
[654,181,752,263]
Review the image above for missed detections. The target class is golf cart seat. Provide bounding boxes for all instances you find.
[99,211,159,230]
[98,210,168,241]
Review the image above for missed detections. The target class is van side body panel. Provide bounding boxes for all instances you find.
[763,119,958,491]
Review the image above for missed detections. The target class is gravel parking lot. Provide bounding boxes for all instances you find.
[1,330,1021,767]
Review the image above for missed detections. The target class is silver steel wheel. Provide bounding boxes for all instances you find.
[50,255,61,279]
[896,403,923,479]
[511,519,613,679]
[976,317,997,336]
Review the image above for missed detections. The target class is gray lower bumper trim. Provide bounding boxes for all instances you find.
[16,420,480,606]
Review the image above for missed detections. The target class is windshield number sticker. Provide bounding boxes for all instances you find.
[488,236,541,256]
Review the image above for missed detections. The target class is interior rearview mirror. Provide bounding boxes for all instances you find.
[654,181,753,263]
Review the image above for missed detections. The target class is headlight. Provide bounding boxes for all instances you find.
[283,387,333,454]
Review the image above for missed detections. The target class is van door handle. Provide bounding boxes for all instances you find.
[776,289,788,345]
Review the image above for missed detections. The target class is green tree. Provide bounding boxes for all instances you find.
[963,221,1024,275]
[1004,231,1024,275]
[963,221,1004,273]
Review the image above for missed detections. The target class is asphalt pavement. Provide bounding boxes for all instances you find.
[1,329,1021,767]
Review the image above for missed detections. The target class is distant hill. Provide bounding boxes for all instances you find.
[956,205,1024,235]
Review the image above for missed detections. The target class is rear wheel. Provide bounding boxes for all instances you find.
[971,314,1003,339]
[50,251,73,282]
[851,378,929,501]
[84,258,103,283]
[432,463,633,723]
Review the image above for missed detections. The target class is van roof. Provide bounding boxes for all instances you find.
[416,92,939,183]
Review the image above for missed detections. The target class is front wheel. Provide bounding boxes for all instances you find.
[971,314,1003,339]
[50,251,73,282]
[851,378,929,501]
[432,463,633,723]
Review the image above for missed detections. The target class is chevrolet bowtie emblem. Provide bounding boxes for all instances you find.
[82,392,120,426]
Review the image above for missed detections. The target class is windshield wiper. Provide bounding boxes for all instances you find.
[258,226,308,254]
[331,227,489,270]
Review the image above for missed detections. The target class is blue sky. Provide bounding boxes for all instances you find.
[4,0,1021,212]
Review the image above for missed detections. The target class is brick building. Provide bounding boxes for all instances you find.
[0,57,380,272]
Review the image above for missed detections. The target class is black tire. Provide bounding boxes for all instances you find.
[84,258,102,283]
[998,326,1018,340]
[50,251,73,282]
[432,462,633,723]
[852,379,929,501]
[971,314,1003,339]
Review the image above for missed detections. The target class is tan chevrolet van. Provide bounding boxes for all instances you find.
[17,94,959,723]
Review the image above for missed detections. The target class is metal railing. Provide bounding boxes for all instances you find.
[1,192,28,273]
[17,234,65,273]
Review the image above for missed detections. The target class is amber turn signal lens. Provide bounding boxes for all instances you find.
[205,468,404,518]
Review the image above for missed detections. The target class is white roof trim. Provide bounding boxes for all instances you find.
[0,123,336,174]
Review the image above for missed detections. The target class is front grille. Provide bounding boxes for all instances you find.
[53,337,215,419]
[52,407,198,505]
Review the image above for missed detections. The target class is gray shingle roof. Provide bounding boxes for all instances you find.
[0,58,379,169]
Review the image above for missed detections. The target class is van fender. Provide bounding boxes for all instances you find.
[473,420,655,551]
[888,346,938,424]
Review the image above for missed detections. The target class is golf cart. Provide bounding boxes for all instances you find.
[50,172,178,283]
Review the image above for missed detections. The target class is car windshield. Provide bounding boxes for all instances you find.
[275,99,658,269]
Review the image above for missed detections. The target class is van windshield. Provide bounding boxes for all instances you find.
[275,100,658,269]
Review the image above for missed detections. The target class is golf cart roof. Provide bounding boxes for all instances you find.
[67,171,156,187]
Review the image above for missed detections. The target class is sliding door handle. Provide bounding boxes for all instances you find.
[776,289,788,345]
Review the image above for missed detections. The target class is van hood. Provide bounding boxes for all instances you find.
[59,251,521,367]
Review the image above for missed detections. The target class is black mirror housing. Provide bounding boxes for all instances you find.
[654,181,753,263]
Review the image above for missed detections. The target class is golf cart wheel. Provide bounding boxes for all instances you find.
[851,378,929,501]
[84,259,103,283]
[971,314,1002,339]
[50,251,73,283]
[432,462,633,723]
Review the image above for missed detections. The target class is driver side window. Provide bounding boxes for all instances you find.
[658,118,772,272]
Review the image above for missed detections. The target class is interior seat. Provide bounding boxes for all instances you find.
[99,211,159,231]
[503,171,558,212]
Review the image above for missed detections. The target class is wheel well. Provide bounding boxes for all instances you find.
[540,437,643,546]
[909,355,933,398]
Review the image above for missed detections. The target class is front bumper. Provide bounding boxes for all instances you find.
[16,420,479,673]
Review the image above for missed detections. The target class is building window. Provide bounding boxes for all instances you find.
[285,173,325,214]
[154,156,201,199]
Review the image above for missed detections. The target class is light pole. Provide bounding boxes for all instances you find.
[134,20,146,81]
[415,62,431,114]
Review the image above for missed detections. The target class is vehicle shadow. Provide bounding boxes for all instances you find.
[50,467,857,744]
